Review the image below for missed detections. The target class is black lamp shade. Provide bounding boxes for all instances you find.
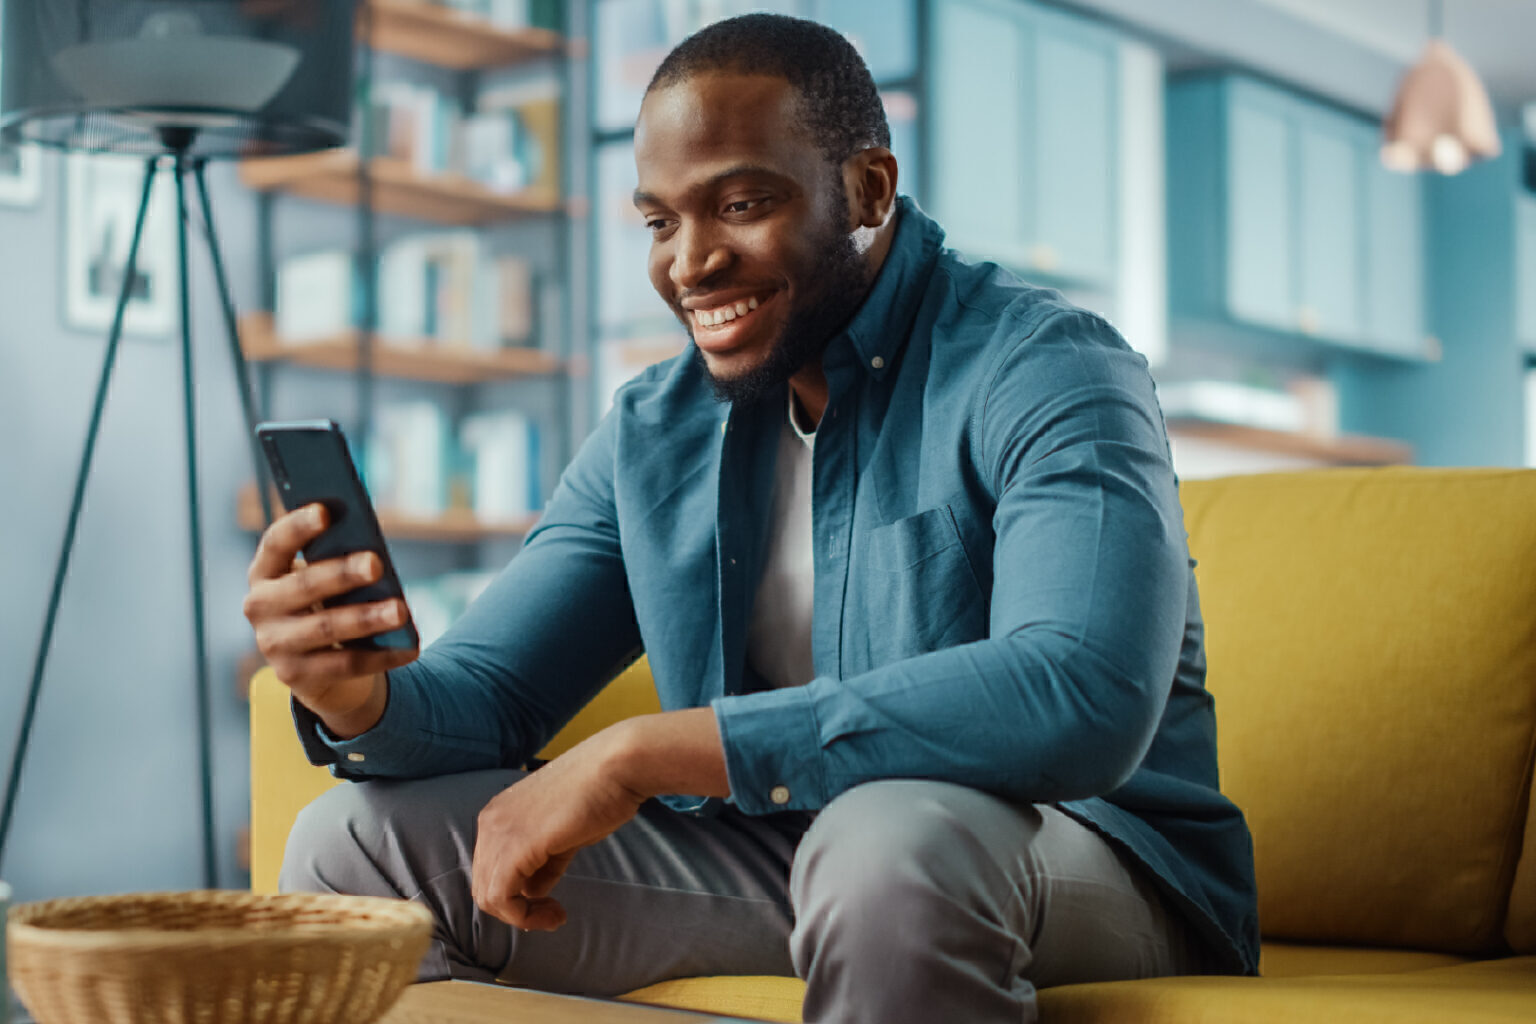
[1,0,358,159]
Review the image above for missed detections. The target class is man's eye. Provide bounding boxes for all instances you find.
[724,198,764,215]
[645,218,671,232]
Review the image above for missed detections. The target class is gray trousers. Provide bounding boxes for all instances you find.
[280,770,1207,1023]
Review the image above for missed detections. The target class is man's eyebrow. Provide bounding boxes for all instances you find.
[632,164,785,207]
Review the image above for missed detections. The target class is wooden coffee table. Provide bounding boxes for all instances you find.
[378,981,774,1023]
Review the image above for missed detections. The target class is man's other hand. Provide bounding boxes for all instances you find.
[471,707,732,931]
[471,727,648,931]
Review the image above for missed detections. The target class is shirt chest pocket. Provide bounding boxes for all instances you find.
[859,505,989,663]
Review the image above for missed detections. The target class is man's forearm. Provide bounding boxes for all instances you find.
[610,707,732,800]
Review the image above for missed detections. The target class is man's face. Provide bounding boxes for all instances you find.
[633,72,870,404]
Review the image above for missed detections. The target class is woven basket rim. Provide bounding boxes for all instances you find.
[7,889,431,953]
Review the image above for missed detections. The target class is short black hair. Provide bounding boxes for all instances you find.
[646,12,891,165]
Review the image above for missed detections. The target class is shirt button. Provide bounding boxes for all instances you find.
[871,356,885,369]
[770,785,791,805]
[347,752,366,762]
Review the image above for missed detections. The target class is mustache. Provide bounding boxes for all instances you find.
[673,283,778,307]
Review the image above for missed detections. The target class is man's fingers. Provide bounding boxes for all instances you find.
[268,645,415,691]
[518,897,567,932]
[245,551,383,622]
[247,504,328,584]
[522,852,574,900]
[255,597,406,656]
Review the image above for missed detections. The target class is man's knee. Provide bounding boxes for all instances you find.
[279,781,403,894]
[789,781,1042,956]
[279,769,523,897]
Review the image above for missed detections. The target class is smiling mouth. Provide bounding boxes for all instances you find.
[690,294,767,331]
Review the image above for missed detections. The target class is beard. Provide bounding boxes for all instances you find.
[696,183,873,408]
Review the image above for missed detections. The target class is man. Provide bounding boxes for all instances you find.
[247,14,1258,1023]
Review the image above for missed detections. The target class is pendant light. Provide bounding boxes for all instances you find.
[1380,0,1501,175]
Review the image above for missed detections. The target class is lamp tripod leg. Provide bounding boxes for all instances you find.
[193,160,273,527]
[0,159,160,874]
[173,154,218,890]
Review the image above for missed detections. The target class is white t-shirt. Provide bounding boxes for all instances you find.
[744,395,817,689]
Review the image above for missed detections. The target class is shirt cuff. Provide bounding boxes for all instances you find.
[290,672,429,779]
[712,684,829,815]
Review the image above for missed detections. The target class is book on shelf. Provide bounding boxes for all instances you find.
[275,249,361,342]
[366,401,454,517]
[475,77,561,199]
[276,234,535,349]
[460,409,542,520]
[361,401,542,523]
[353,73,560,197]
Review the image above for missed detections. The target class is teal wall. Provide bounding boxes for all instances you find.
[1336,128,1526,467]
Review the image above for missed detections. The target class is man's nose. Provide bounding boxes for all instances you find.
[670,222,731,290]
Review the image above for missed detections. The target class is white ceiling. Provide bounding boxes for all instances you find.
[1255,0,1536,109]
[1058,0,1536,119]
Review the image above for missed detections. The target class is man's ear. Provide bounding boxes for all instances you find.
[843,146,898,229]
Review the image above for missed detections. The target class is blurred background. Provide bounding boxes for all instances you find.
[0,0,1531,907]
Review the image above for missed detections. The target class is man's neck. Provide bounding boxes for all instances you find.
[787,206,900,430]
[789,367,828,430]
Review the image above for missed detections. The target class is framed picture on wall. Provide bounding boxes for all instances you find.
[63,154,177,337]
[0,140,41,206]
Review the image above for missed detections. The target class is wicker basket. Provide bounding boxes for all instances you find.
[6,890,433,1024]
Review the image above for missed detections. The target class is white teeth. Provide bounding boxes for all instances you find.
[694,297,765,327]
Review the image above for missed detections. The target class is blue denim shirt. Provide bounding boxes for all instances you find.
[295,197,1259,975]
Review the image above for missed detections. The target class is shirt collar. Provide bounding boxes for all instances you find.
[827,195,945,381]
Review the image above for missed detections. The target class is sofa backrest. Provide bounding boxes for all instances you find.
[1179,468,1536,954]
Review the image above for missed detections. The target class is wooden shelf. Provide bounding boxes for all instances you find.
[1166,417,1413,466]
[240,313,561,383]
[238,484,539,543]
[365,0,564,69]
[239,151,560,225]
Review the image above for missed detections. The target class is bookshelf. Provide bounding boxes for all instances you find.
[239,152,561,226]
[237,483,540,543]
[240,2,569,534]
[239,313,561,384]
[1165,417,1413,466]
[366,0,564,70]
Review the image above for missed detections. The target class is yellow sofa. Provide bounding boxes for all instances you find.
[250,467,1536,1022]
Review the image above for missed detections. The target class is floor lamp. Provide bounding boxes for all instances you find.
[0,0,357,886]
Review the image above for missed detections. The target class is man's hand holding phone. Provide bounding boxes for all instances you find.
[243,502,418,739]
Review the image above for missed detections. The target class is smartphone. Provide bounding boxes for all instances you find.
[255,419,419,651]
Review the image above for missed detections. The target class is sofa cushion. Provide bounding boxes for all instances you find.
[1506,770,1536,952]
[1258,942,1470,978]
[1034,956,1536,1024]
[614,951,1506,1022]
[1179,469,1536,953]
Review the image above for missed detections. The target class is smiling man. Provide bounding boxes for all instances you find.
[259,13,1258,1024]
